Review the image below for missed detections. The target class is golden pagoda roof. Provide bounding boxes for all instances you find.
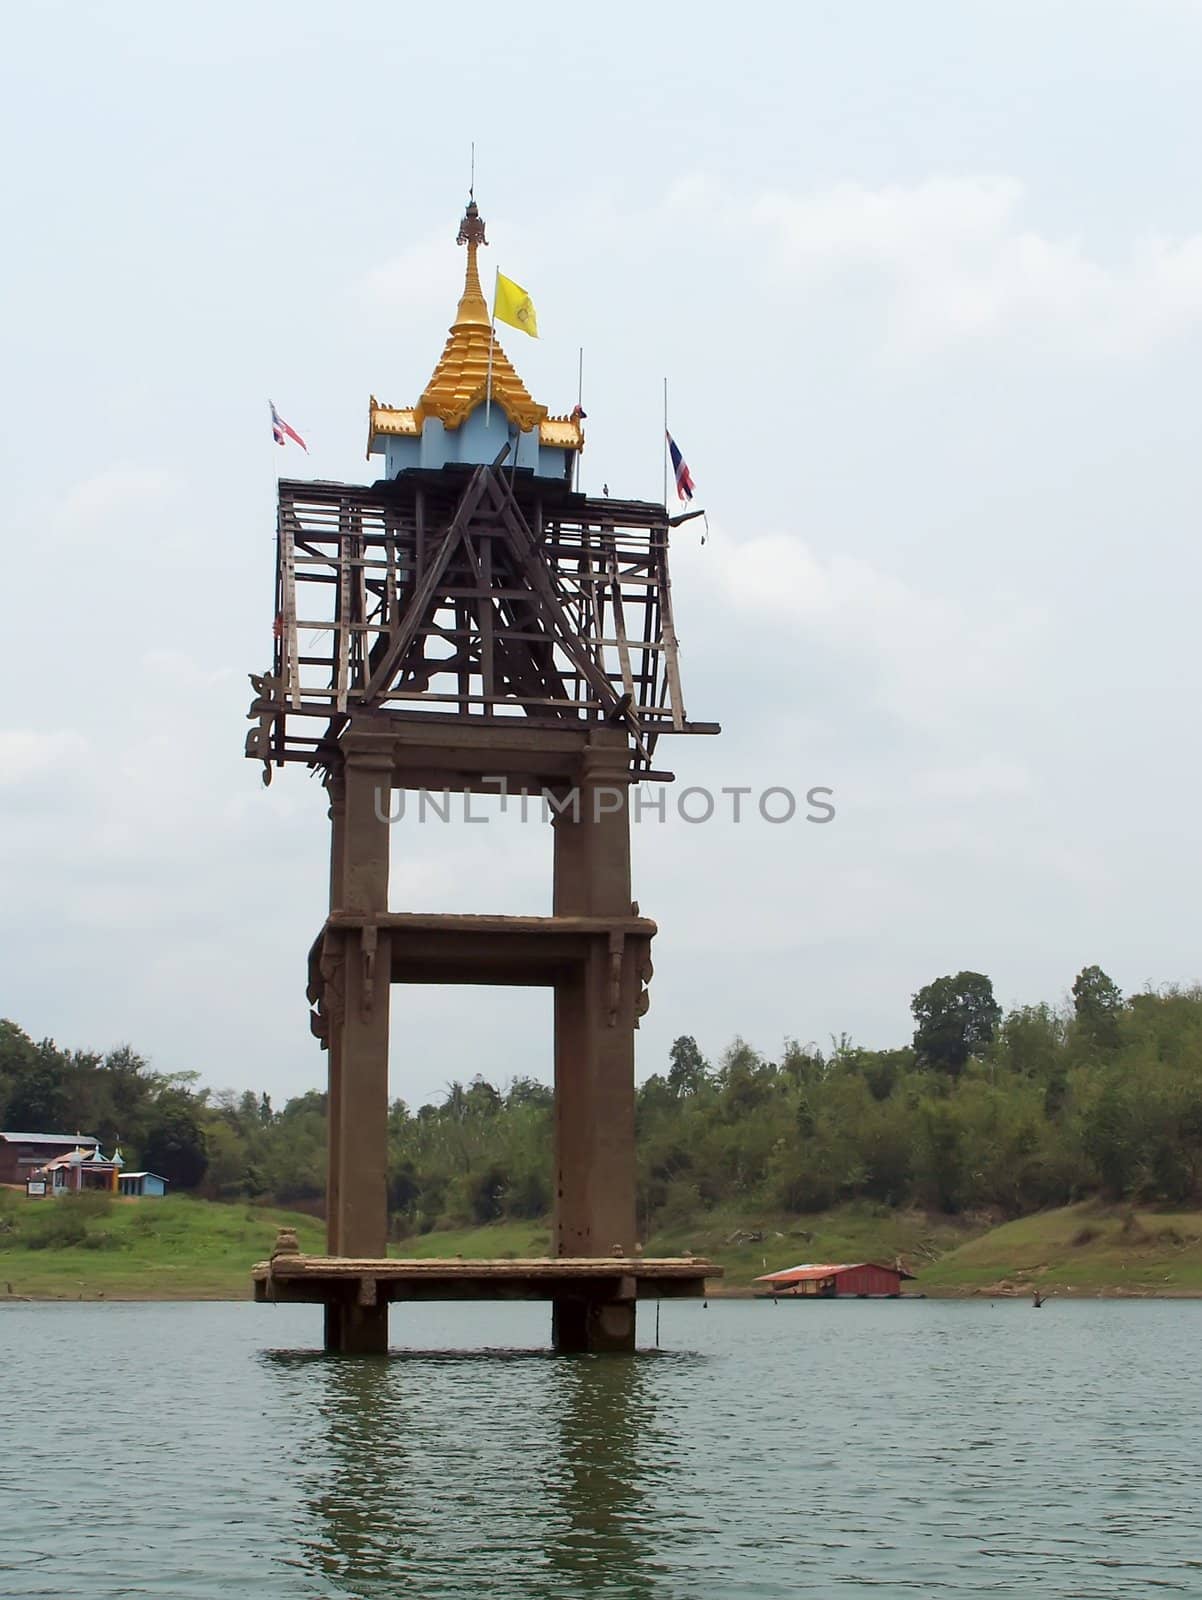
[368,200,583,456]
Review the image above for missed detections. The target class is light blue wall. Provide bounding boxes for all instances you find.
[378,404,572,480]
[383,436,421,475]
[538,445,572,481]
[118,1172,168,1197]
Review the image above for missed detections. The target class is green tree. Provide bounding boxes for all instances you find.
[667,1036,709,1097]
[1072,965,1124,1051]
[141,1097,209,1189]
[912,972,1001,1077]
[4,1040,71,1130]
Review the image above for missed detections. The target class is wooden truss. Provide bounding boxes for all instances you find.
[246,463,714,778]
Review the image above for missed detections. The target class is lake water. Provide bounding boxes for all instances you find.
[2,1299,1200,1598]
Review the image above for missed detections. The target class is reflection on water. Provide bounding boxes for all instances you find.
[544,1356,660,1599]
[276,1346,670,1599]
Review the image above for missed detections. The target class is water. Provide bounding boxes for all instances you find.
[1,1299,1200,1598]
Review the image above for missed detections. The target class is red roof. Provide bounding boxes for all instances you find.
[754,1261,914,1284]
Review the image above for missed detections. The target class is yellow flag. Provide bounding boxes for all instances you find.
[494,271,539,338]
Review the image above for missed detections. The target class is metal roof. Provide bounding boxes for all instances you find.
[0,1131,98,1146]
[754,1261,915,1283]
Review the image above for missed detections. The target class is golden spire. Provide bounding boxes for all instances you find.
[366,197,584,454]
[415,196,545,431]
[452,199,491,329]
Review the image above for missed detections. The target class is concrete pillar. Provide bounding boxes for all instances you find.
[324,1298,390,1357]
[551,1297,637,1355]
[325,775,346,1257]
[551,731,638,1353]
[325,747,392,1354]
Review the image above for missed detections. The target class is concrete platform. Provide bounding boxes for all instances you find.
[252,1253,719,1304]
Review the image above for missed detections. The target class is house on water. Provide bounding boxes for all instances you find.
[754,1262,915,1298]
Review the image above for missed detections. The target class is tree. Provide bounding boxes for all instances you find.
[1072,965,1123,1051]
[505,1076,552,1110]
[141,1097,209,1189]
[4,1039,70,1129]
[667,1036,709,1098]
[911,972,1001,1077]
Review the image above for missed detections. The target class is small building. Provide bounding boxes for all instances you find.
[118,1171,168,1198]
[754,1261,915,1298]
[32,1141,125,1195]
[0,1131,99,1186]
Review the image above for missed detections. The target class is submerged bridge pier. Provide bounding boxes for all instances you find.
[246,199,718,1352]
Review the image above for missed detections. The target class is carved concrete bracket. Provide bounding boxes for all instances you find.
[245,668,281,785]
[361,924,378,1018]
[635,949,653,1029]
[309,929,347,1051]
[606,929,625,1027]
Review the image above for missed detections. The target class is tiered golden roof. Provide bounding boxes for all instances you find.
[368,201,584,455]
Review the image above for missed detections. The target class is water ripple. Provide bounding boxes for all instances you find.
[1,1299,1200,1597]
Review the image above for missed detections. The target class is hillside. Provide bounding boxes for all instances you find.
[4,1191,1202,1302]
[0,1191,325,1300]
[918,1201,1202,1297]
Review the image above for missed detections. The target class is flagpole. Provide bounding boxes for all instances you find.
[574,346,583,492]
[486,267,497,426]
[662,376,669,507]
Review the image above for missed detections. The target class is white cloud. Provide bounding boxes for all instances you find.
[58,465,170,529]
[141,648,238,690]
[0,729,89,788]
[705,527,1046,736]
[747,176,1202,356]
[358,232,457,323]
[917,756,1034,802]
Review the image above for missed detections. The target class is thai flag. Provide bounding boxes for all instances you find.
[270,401,307,452]
[666,431,695,502]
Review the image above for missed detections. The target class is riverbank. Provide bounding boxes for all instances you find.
[2,1191,1201,1300]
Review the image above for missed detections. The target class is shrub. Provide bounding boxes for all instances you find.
[21,1192,113,1251]
[24,1207,90,1251]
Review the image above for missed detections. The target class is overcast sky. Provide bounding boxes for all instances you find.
[3,2,1202,1109]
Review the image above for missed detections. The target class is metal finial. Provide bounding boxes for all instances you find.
[457,197,487,249]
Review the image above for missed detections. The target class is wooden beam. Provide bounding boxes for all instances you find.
[362,467,490,700]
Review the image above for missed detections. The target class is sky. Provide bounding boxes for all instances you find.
[3,1,1202,1109]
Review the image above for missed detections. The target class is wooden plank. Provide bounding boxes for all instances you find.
[325,911,657,936]
[259,1254,715,1280]
[604,535,637,710]
[335,498,352,713]
[656,531,686,730]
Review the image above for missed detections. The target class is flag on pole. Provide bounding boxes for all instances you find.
[666,432,695,502]
[494,272,539,338]
[270,401,307,452]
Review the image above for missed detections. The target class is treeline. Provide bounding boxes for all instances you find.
[5,965,1202,1230]
[0,1021,213,1188]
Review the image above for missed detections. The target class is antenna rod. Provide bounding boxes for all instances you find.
[662,376,669,508]
[575,346,583,491]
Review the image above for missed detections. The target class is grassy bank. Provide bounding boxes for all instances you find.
[3,1189,1201,1301]
[0,1191,324,1300]
[917,1201,1202,1297]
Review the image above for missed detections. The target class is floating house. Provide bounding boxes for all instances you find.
[754,1262,915,1298]
[0,1131,100,1186]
